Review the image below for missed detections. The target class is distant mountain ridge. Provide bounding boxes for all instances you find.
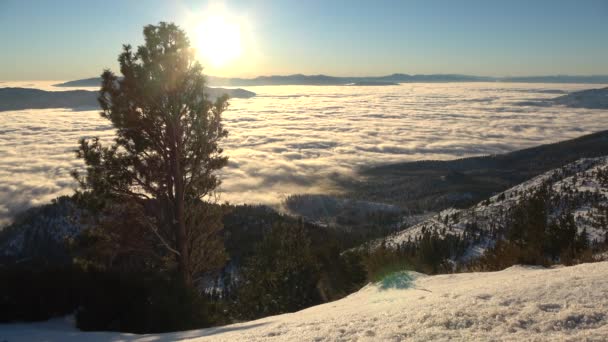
[206,73,493,86]
[0,87,98,111]
[55,74,608,87]
[342,130,608,212]
[551,87,608,109]
[516,87,608,109]
[209,73,608,85]
[52,77,102,87]
[0,86,255,112]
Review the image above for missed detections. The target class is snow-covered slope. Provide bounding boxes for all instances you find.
[3,261,608,341]
[384,157,608,260]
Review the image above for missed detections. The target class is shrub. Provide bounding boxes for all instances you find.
[363,244,412,282]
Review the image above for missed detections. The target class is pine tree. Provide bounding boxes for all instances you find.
[576,227,589,251]
[235,221,321,319]
[73,22,228,286]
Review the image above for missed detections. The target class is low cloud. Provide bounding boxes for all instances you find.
[1,82,607,226]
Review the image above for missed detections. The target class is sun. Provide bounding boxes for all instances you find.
[193,15,243,67]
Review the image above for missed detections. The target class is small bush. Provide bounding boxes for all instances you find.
[362,243,413,282]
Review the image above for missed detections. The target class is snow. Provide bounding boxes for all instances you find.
[384,157,608,260]
[3,261,608,341]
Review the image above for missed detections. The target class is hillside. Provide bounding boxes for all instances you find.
[384,156,608,262]
[51,77,103,87]
[552,87,608,109]
[342,130,608,212]
[501,75,608,84]
[0,88,98,111]
[0,87,255,112]
[3,261,608,341]
[517,87,608,109]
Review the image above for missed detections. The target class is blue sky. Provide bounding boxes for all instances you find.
[1,0,607,80]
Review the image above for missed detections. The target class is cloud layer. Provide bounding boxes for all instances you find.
[1,82,607,226]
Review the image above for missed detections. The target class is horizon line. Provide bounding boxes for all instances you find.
[4,73,608,83]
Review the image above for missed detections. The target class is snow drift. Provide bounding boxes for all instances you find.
[2,261,608,341]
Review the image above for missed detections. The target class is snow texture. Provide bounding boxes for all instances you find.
[2,261,608,341]
[385,156,608,260]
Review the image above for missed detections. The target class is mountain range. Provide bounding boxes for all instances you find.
[54,74,608,88]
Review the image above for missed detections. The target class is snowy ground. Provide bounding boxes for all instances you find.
[2,261,608,341]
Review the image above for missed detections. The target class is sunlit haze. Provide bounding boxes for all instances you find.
[1,0,607,80]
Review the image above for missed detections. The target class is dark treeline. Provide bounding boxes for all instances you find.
[0,197,369,324]
[0,200,369,331]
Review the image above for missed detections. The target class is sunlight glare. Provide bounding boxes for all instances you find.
[194,14,243,67]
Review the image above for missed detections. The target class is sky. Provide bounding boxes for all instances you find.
[0,0,607,80]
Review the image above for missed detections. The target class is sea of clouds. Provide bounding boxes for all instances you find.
[1,81,607,226]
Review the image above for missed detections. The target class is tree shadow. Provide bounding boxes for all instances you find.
[0,318,271,342]
[162,321,271,341]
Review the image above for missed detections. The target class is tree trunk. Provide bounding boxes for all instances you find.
[175,177,191,286]
[170,119,192,287]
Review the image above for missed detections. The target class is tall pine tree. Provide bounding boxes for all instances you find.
[73,22,228,286]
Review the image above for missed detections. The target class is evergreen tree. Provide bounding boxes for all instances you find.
[576,227,589,251]
[73,22,228,286]
[505,187,548,264]
[544,212,577,260]
[235,221,321,319]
